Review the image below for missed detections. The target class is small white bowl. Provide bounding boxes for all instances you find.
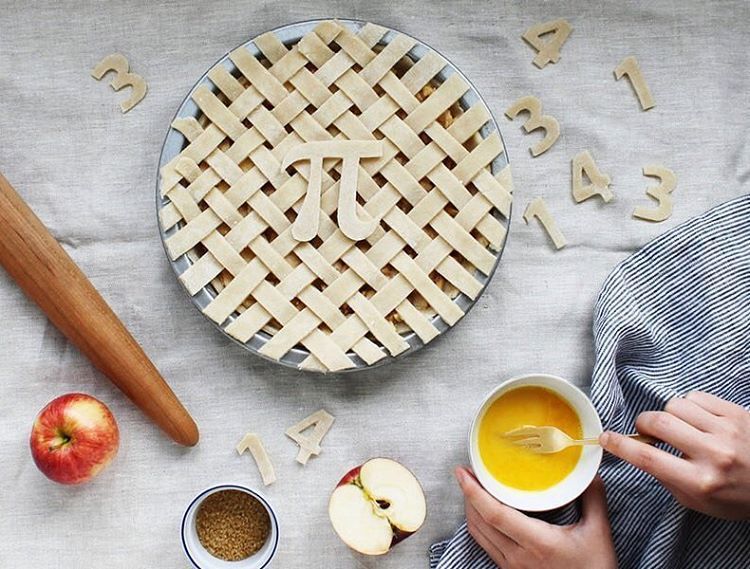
[469,374,603,511]
[181,483,279,569]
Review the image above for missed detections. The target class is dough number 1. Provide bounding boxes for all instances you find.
[614,56,655,111]
[524,198,567,250]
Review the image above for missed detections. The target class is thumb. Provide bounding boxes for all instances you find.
[580,475,610,530]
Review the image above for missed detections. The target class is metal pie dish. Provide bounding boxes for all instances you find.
[156,19,510,372]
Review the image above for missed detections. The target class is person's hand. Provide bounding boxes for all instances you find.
[600,391,750,520]
[456,467,617,569]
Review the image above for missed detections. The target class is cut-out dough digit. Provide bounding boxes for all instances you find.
[91,53,148,113]
[614,56,655,111]
[633,165,676,222]
[572,150,613,203]
[523,198,567,250]
[505,95,560,156]
[236,433,276,486]
[522,19,573,69]
[285,409,335,465]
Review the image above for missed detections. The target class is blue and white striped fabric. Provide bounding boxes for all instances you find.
[430,195,750,568]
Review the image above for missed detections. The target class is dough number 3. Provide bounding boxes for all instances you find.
[91,53,148,113]
[505,95,560,157]
[634,165,676,222]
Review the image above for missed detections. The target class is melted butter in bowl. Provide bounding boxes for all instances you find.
[469,374,603,511]
[478,386,583,491]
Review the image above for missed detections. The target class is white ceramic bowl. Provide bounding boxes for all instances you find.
[182,484,279,569]
[469,374,603,511]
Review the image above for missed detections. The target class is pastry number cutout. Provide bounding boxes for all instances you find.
[523,198,567,250]
[505,96,560,157]
[522,19,573,69]
[633,165,676,222]
[283,140,383,242]
[614,56,655,111]
[572,150,613,203]
[285,409,335,465]
[90,53,147,113]
[236,433,276,486]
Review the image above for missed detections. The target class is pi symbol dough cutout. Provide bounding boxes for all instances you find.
[283,141,383,242]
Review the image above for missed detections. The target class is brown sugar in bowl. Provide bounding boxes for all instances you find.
[196,490,271,561]
[182,484,279,568]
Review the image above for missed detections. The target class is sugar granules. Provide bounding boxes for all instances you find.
[195,490,271,561]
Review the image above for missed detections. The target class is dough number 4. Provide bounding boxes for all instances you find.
[91,53,148,113]
[285,409,335,465]
[522,19,573,69]
[505,95,560,157]
[572,150,613,203]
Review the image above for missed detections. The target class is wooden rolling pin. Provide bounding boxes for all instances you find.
[0,171,199,447]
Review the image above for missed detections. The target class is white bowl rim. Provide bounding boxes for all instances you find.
[181,483,280,569]
[468,373,603,511]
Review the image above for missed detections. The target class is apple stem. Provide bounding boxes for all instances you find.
[49,430,72,451]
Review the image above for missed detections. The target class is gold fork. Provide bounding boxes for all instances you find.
[503,425,656,454]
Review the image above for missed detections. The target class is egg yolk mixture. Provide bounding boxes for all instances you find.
[478,386,583,491]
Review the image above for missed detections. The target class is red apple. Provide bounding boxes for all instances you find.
[328,458,427,555]
[30,393,119,485]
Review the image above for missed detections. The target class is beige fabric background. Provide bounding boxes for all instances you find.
[1,1,748,567]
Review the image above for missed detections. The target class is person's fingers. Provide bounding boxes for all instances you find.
[579,475,611,531]
[636,411,706,456]
[465,513,507,565]
[664,396,721,432]
[456,465,479,483]
[456,466,546,545]
[599,431,695,487]
[685,391,742,417]
[465,501,518,554]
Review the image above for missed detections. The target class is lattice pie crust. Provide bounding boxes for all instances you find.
[159,20,512,372]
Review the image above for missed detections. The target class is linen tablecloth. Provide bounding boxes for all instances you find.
[0,1,748,567]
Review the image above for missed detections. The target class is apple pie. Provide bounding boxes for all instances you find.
[158,19,512,372]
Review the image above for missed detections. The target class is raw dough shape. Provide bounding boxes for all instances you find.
[614,56,655,111]
[90,53,147,113]
[282,141,383,241]
[523,197,567,249]
[505,95,560,156]
[285,409,335,465]
[236,433,276,486]
[522,19,573,69]
[633,165,676,222]
[572,150,613,203]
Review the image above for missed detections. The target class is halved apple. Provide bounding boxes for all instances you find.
[328,458,427,555]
